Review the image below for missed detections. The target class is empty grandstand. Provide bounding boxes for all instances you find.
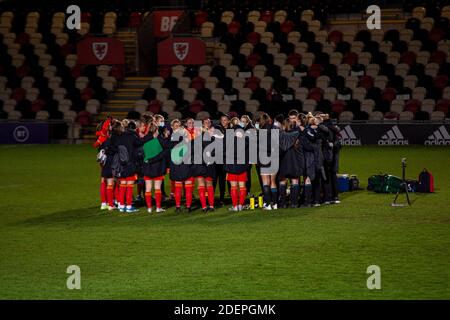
[0,0,449,142]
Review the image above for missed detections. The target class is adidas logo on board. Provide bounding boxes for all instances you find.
[339,125,361,146]
[425,125,450,146]
[378,125,409,145]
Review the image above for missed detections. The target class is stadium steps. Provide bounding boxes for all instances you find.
[328,8,406,26]
[92,77,153,126]
[114,30,138,74]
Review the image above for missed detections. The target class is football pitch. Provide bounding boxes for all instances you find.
[0,144,449,299]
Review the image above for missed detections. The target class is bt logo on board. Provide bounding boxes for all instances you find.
[13,126,30,143]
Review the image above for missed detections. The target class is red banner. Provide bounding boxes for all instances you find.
[158,37,206,65]
[77,37,125,65]
[153,10,184,37]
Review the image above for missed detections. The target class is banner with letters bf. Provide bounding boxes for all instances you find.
[152,10,184,37]
[0,122,49,144]
[338,123,450,146]
[77,37,125,65]
[157,37,206,65]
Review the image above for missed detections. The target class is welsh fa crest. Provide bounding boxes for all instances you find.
[173,42,189,61]
[92,42,108,61]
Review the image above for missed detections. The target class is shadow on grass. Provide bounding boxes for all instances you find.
[14,202,317,228]
[15,188,438,228]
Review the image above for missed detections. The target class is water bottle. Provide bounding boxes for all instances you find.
[258,195,264,208]
[249,195,255,210]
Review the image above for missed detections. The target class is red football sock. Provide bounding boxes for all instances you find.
[145,191,152,208]
[114,183,120,203]
[171,180,175,195]
[239,187,247,206]
[185,183,193,208]
[207,185,215,208]
[174,182,183,208]
[119,184,127,206]
[155,189,162,209]
[230,186,238,207]
[100,181,107,203]
[126,185,134,206]
[106,184,114,207]
[198,186,207,209]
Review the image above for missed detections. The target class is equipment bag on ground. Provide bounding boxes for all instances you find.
[349,175,360,191]
[368,174,403,193]
[418,169,434,193]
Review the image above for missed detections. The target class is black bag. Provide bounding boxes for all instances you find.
[418,169,434,193]
[367,174,384,191]
[349,175,359,191]
[367,174,402,193]
[406,179,419,193]
[111,145,129,178]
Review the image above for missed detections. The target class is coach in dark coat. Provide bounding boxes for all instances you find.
[223,124,250,175]
[322,117,342,203]
[168,131,193,182]
[100,138,116,178]
[111,127,143,178]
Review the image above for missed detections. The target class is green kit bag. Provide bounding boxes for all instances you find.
[143,138,163,162]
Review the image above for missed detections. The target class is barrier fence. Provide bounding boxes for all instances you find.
[0,121,448,146]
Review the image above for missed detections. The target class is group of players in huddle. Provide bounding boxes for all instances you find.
[95,110,342,213]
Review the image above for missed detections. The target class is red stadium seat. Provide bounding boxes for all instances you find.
[308,87,323,102]
[16,65,30,78]
[246,32,261,45]
[195,11,208,27]
[382,88,397,102]
[71,65,83,78]
[228,21,241,35]
[286,53,302,67]
[400,51,417,66]
[342,52,358,66]
[110,65,124,80]
[308,64,323,78]
[191,77,205,90]
[81,12,91,23]
[405,99,421,113]
[11,88,26,102]
[31,99,46,113]
[189,100,204,113]
[430,50,447,64]
[436,99,450,114]
[247,53,261,68]
[158,66,171,79]
[76,111,91,126]
[280,20,294,34]
[331,100,345,114]
[148,100,162,114]
[429,28,445,43]
[245,76,260,91]
[434,75,449,90]
[60,43,74,57]
[129,12,142,29]
[260,10,273,23]
[328,30,343,44]
[81,87,94,101]
[384,111,399,120]
[359,75,374,89]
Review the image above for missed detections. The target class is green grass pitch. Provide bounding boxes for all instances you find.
[0,144,449,299]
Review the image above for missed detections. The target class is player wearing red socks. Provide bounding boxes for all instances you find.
[142,121,170,214]
[111,120,143,213]
[169,120,194,213]
[94,118,112,210]
[224,121,250,212]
